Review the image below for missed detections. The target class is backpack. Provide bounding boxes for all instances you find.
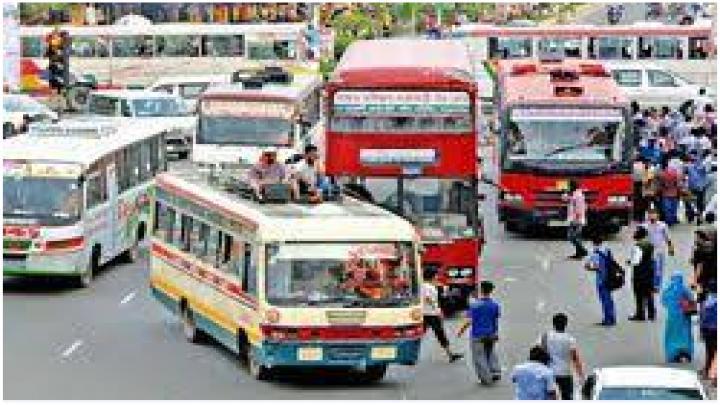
[598,249,625,291]
[686,163,708,192]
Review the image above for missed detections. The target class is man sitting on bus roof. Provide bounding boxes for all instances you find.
[292,144,330,203]
[247,148,297,201]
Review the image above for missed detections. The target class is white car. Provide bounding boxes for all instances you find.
[146,75,229,112]
[605,62,714,110]
[86,89,196,159]
[581,366,708,400]
[3,94,58,138]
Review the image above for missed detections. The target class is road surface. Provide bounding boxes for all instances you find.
[4,152,715,400]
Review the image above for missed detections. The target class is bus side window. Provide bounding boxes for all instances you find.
[243,243,257,297]
[205,228,220,266]
[218,233,234,274]
[139,140,152,182]
[192,221,208,258]
[155,203,176,244]
[180,215,192,252]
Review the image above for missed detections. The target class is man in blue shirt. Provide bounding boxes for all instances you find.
[584,235,616,326]
[511,346,558,400]
[457,281,501,385]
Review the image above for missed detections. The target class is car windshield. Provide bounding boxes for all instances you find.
[197,116,292,146]
[506,108,626,163]
[132,98,183,117]
[3,96,48,114]
[597,387,704,400]
[265,242,419,307]
[3,177,82,226]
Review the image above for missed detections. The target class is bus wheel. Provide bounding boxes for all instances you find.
[76,249,99,288]
[180,304,203,343]
[123,242,140,263]
[362,364,388,383]
[248,351,271,381]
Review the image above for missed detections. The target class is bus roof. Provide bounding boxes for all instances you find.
[20,23,307,38]
[452,22,712,37]
[90,89,181,100]
[498,59,628,107]
[156,168,417,242]
[201,73,322,103]
[2,118,166,168]
[329,39,475,90]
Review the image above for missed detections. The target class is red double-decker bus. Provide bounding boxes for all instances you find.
[496,59,633,234]
[324,39,482,310]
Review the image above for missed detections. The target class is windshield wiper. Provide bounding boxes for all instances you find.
[543,142,590,158]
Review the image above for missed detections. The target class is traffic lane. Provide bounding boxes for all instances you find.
[3,251,154,399]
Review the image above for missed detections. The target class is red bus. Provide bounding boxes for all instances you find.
[324,39,482,310]
[496,59,633,234]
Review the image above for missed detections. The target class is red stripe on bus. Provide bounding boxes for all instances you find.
[152,242,258,309]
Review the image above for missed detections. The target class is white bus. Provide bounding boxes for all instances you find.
[151,167,423,381]
[194,71,323,167]
[452,21,717,86]
[3,118,167,287]
[20,23,331,87]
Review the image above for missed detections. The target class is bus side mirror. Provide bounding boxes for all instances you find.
[478,193,486,201]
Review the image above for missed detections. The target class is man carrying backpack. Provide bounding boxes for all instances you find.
[585,234,617,326]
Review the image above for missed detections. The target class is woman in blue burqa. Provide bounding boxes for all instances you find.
[661,271,694,363]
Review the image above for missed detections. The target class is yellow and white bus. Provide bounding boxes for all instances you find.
[3,118,167,287]
[150,167,424,381]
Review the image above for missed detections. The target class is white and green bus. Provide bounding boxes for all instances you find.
[3,118,168,287]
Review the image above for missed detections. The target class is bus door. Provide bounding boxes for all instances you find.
[107,163,119,254]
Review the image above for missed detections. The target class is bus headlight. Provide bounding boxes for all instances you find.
[608,195,629,205]
[503,192,523,204]
[460,267,474,277]
[447,268,460,277]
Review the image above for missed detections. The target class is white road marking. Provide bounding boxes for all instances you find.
[541,259,550,271]
[61,340,83,358]
[504,277,517,282]
[119,291,137,306]
[536,300,546,313]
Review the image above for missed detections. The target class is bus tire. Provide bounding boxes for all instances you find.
[179,151,189,160]
[248,350,271,381]
[362,364,388,383]
[77,247,99,288]
[180,302,203,343]
[123,223,145,263]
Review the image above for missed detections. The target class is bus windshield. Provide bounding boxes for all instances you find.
[505,108,625,164]
[265,242,419,307]
[362,178,478,240]
[132,98,184,117]
[197,116,292,146]
[3,177,82,225]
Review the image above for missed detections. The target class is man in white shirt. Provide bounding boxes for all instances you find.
[538,313,585,400]
[566,179,588,259]
[642,208,675,290]
[422,270,463,363]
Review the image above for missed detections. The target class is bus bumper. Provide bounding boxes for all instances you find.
[3,250,86,277]
[253,339,422,368]
[500,206,630,229]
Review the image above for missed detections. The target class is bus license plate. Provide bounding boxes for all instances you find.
[371,346,397,360]
[297,347,323,361]
[548,220,568,227]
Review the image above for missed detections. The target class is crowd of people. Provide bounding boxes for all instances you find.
[417,99,717,399]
